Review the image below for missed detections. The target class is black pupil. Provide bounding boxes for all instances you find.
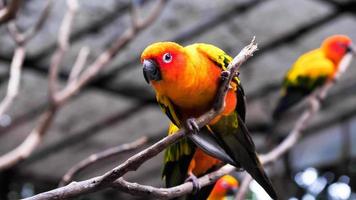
[165,53,171,61]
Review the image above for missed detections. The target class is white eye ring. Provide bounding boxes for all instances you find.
[220,181,229,189]
[162,53,172,63]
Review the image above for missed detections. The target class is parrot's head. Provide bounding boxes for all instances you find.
[209,175,239,198]
[141,42,187,91]
[321,35,354,63]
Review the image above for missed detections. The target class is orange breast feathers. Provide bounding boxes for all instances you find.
[159,48,237,117]
[188,148,222,176]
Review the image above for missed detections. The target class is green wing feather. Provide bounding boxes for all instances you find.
[192,43,277,198]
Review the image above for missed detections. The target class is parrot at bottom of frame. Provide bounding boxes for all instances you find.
[273,34,355,119]
[207,175,239,200]
[140,41,278,199]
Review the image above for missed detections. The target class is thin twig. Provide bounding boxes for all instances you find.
[235,52,354,200]
[22,0,52,43]
[0,0,78,171]
[59,137,148,187]
[0,106,56,170]
[56,0,168,105]
[0,0,51,118]
[68,46,90,83]
[235,173,252,200]
[0,46,25,117]
[48,0,78,102]
[24,38,258,200]
[0,0,22,24]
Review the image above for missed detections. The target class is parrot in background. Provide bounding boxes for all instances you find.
[273,35,354,119]
[207,175,239,200]
[141,42,277,199]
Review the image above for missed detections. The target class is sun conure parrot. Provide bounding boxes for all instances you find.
[141,42,277,199]
[273,35,354,119]
[207,175,239,200]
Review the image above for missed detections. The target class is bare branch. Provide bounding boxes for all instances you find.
[0,46,25,117]
[0,107,56,170]
[0,0,22,24]
[0,0,165,172]
[0,0,51,118]
[59,137,148,187]
[24,38,258,200]
[56,0,168,105]
[22,0,52,43]
[7,0,51,45]
[235,174,252,200]
[112,165,235,199]
[48,0,79,102]
[68,46,90,83]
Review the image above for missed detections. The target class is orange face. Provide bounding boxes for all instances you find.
[141,42,187,90]
[321,35,353,63]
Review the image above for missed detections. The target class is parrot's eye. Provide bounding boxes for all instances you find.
[162,53,172,63]
[220,181,229,189]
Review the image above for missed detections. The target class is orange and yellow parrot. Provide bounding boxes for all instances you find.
[207,175,239,200]
[273,35,354,119]
[141,42,277,199]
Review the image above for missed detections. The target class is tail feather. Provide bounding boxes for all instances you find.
[212,115,278,199]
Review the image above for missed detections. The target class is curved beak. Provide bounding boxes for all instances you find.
[227,187,238,196]
[347,43,356,55]
[142,59,161,83]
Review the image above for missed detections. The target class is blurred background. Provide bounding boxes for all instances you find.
[0,0,356,199]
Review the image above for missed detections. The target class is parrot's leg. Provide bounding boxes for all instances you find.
[185,172,201,193]
[186,118,199,134]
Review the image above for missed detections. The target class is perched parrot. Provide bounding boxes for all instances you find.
[273,35,354,119]
[207,175,239,200]
[141,42,277,199]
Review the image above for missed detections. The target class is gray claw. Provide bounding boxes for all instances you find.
[185,174,201,194]
[186,118,199,134]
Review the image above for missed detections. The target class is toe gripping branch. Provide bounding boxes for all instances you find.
[186,118,200,134]
[185,173,201,194]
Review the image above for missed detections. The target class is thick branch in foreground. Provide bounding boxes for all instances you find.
[25,39,258,200]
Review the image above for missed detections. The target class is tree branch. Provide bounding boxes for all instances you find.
[0,0,51,118]
[48,0,78,102]
[0,0,22,24]
[59,137,148,187]
[0,46,25,117]
[55,0,168,105]
[0,0,166,172]
[68,46,90,83]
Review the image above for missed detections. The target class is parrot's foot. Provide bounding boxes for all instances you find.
[185,174,201,194]
[221,70,230,80]
[186,118,199,134]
